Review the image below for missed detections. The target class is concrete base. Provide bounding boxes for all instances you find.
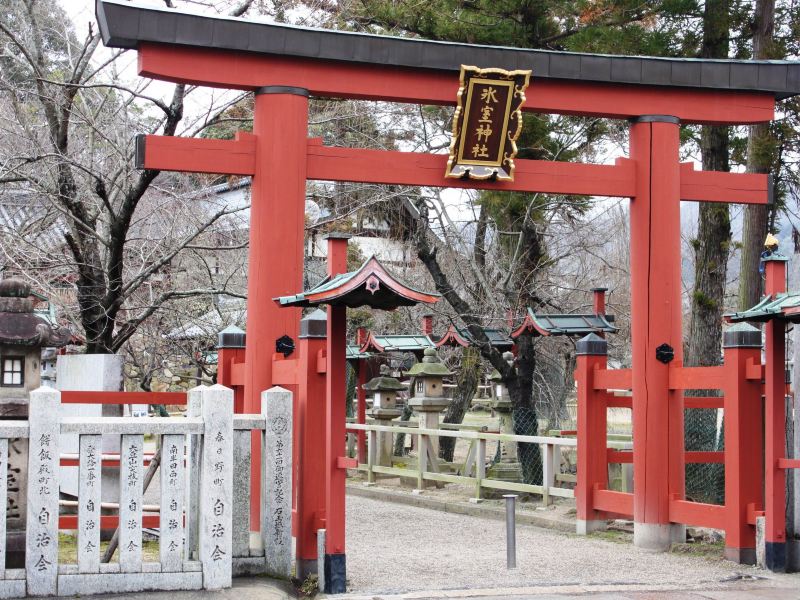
[323,553,346,594]
[670,524,687,545]
[633,523,678,551]
[765,541,787,572]
[296,558,317,581]
[576,519,607,535]
[724,545,757,565]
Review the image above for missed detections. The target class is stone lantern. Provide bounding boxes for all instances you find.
[363,364,404,466]
[488,351,522,483]
[0,279,70,565]
[405,347,452,458]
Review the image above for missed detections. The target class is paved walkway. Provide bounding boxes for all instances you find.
[341,493,800,597]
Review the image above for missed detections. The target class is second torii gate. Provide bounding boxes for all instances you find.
[96,0,799,589]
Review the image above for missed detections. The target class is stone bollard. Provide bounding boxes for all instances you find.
[26,387,61,597]
[261,386,293,579]
[198,385,234,590]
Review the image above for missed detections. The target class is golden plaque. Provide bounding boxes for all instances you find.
[446,65,531,181]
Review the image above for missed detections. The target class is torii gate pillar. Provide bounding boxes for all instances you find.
[245,87,309,530]
[629,116,685,550]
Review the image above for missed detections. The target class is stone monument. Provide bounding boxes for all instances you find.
[363,365,404,467]
[0,279,70,565]
[406,348,451,487]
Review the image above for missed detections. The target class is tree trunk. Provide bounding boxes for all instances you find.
[684,0,730,505]
[738,0,777,311]
[439,346,481,462]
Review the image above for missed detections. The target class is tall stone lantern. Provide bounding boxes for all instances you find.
[488,351,522,483]
[405,347,452,464]
[0,279,70,565]
[363,365,404,467]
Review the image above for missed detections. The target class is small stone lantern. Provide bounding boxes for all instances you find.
[405,347,452,458]
[363,365,404,466]
[488,351,522,482]
[0,279,70,565]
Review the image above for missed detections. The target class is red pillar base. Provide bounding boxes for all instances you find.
[323,554,347,594]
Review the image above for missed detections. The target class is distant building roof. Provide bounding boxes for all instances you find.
[434,324,513,350]
[275,256,439,309]
[725,292,800,323]
[511,308,617,338]
[359,331,435,354]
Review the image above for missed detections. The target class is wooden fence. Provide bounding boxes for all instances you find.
[346,422,577,504]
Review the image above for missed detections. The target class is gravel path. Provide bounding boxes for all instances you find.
[344,494,795,595]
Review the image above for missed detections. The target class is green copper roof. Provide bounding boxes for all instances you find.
[513,308,617,338]
[434,326,513,349]
[726,292,800,323]
[404,347,452,377]
[361,334,436,353]
[346,345,371,360]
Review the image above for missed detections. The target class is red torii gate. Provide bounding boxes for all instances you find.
[96,0,799,588]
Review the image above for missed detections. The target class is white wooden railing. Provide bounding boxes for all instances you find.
[346,422,577,503]
[0,384,292,598]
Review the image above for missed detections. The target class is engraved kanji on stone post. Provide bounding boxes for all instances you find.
[198,385,234,589]
[26,387,60,596]
[261,386,293,578]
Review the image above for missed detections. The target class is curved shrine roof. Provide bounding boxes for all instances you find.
[275,256,439,309]
[511,308,617,339]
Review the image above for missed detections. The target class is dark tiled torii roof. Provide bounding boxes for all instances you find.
[96,0,800,100]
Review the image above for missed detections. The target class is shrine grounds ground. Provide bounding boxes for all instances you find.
[341,494,800,597]
[109,475,799,599]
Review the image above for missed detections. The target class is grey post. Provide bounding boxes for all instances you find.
[0,438,7,579]
[231,427,252,558]
[78,434,102,573]
[26,387,60,596]
[160,434,186,572]
[185,386,204,560]
[504,494,517,569]
[119,434,144,573]
[262,386,293,578]
[199,385,234,589]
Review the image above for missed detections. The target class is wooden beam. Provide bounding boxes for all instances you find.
[684,396,724,409]
[136,135,771,205]
[593,489,634,516]
[138,43,776,125]
[668,365,725,390]
[680,163,771,205]
[136,132,256,175]
[668,499,726,530]
[60,391,187,405]
[306,142,636,197]
[593,368,632,391]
